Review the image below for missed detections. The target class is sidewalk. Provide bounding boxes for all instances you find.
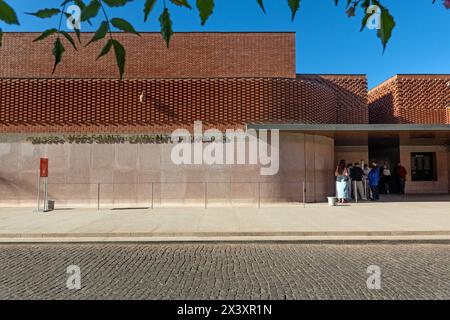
[0,195,449,242]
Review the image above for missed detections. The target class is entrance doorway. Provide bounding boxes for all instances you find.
[368,135,400,194]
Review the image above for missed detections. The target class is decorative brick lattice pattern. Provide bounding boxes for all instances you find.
[299,75,368,124]
[369,75,450,124]
[0,78,352,133]
[368,77,399,124]
[447,108,450,124]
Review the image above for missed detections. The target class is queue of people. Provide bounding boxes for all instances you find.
[335,160,408,203]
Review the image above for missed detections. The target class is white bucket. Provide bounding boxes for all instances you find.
[327,197,337,207]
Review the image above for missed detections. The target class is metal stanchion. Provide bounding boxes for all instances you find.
[43,178,48,212]
[36,170,41,212]
[97,183,100,211]
[258,182,261,209]
[151,182,154,209]
[302,181,306,208]
[204,182,207,209]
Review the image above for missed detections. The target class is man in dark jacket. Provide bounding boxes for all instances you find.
[368,161,380,201]
[351,163,366,200]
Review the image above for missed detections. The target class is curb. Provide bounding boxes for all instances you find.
[0,231,450,243]
[0,230,450,238]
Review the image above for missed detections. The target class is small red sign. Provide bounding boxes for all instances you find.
[40,158,48,178]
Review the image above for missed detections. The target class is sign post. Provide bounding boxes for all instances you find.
[37,158,49,212]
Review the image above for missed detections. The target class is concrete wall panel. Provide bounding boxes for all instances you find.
[0,132,335,207]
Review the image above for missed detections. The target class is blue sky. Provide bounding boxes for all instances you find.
[2,0,449,88]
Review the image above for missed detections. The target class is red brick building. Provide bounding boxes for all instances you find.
[0,33,449,207]
[0,32,369,133]
[369,74,450,125]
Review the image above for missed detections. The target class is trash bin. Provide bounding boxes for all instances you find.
[327,197,337,207]
[46,200,55,212]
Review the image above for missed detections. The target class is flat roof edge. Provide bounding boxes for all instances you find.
[1,31,296,35]
[247,123,450,132]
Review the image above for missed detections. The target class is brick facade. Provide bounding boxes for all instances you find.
[298,75,368,124]
[0,78,342,133]
[2,33,446,133]
[369,75,450,124]
[0,32,296,79]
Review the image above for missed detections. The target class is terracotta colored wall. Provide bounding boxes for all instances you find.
[298,75,368,124]
[0,133,335,207]
[368,77,399,124]
[446,107,450,124]
[0,78,344,134]
[0,32,296,79]
[400,145,449,194]
[369,75,450,124]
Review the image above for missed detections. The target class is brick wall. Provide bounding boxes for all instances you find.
[298,74,368,124]
[368,77,399,124]
[369,75,450,124]
[0,32,296,79]
[0,78,342,134]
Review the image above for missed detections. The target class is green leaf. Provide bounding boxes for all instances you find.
[111,18,140,36]
[359,0,371,32]
[74,27,81,43]
[0,0,19,25]
[196,0,214,26]
[96,38,113,60]
[64,12,82,42]
[74,0,87,10]
[170,0,192,9]
[144,0,157,22]
[86,21,109,46]
[52,37,65,74]
[103,0,133,7]
[33,28,58,42]
[287,0,300,21]
[361,0,370,8]
[59,31,78,50]
[377,5,395,52]
[111,39,126,79]
[360,13,369,32]
[81,0,101,21]
[159,7,173,48]
[0,28,3,47]
[72,0,92,25]
[256,0,266,13]
[25,8,61,19]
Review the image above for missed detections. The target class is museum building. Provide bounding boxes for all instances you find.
[0,32,449,207]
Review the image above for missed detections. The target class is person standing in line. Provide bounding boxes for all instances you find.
[382,163,392,194]
[335,160,350,204]
[346,163,354,199]
[395,162,408,194]
[368,161,381,201]
[363,164,371,200]
[351,163,367,200]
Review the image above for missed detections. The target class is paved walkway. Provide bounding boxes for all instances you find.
[0,195,449,242]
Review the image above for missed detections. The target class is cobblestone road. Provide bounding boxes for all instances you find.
[0,243,448,300]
